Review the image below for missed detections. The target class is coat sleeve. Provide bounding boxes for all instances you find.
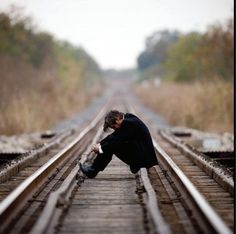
[100,120,136,154]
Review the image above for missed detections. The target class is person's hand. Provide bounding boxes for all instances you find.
[91,143,100,153]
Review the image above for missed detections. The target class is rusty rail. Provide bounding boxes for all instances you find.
[160,130,234,195]
[153,138,232,234]
[140,168,171,234]
[31,104,171,234]
[1,99,232,234]
[30,126,104,234]
[127,104,172,233]
[0,106,108,233]
[128,102,232,234]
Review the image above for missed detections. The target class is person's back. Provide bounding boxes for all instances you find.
[119,113,157,170]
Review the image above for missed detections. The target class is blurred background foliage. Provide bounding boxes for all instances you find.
[135,18,233,133]
[137,19,233,82]
[0,8,103,134]
[0,7,233,135]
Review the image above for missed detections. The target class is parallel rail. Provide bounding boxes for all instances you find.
[0,100,233,234]
[0,105,108,233]
[29,104,171,234]
[30,126,104,234]
[160,130,234,195]
[153,139,232,234]
[131,104,233,234]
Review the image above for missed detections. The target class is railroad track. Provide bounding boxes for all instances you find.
[133,104,234,233]
[0,98,234,234]
[0,105,108,233]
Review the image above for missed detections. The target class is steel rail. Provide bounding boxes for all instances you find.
[0,105,108,233]
[140,168,172,234]
[153,139,232,234]
[127,104,171,234]
[160,130,234,195]
[128,103,232,233]
[31,166,78,234]
[0,130,71,184]
[30,126,104,234]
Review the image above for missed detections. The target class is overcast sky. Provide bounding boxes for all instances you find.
[0,0,233,69]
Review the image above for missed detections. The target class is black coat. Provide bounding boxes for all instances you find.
[100,113,158,169]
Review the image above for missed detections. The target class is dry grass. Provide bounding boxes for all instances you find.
[0,53,103,135]
[134,79,233,133]
[0,83,102,135]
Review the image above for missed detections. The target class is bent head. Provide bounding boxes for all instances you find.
[103,110,124,131]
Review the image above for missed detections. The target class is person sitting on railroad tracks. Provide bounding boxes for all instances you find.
[79,110,158,178]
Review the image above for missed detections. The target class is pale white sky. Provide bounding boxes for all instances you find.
[0,0,233,69]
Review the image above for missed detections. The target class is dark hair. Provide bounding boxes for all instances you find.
[103,110,124,131]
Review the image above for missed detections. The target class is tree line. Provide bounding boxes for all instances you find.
[0,8,102,98]
[0,8,104,134]
[137,19,233,82]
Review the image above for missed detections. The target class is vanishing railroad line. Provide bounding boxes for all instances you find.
[0,97,234,234]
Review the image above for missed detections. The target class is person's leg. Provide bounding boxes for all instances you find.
[92,152,113,171]
[92,134,114,170]
[113,142,141,174]
[114,152,140,173]
[79,152,113,178]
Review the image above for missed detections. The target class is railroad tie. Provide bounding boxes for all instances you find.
[57,157,146,234]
